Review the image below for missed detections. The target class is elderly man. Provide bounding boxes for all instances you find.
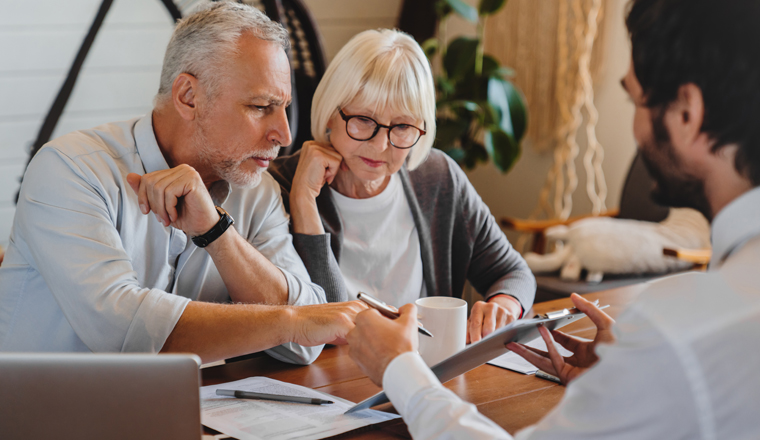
[347,0,760,438]
[0,2,364,364]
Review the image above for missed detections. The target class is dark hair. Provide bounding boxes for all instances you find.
[626,0,760,185]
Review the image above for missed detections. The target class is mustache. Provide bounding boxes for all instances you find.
[250,145,281,160]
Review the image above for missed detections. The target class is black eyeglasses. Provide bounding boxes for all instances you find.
[338,109,426,149]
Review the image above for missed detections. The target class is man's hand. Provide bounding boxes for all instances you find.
[507,293,616,385]
[347,304,419,386]
[289,142,344,235]
[467,295,521,343]
[290,301,368,347]
[127,165,218,237]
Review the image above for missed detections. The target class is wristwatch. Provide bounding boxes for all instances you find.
[191,206,234,248]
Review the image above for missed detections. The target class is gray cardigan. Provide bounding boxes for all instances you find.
[269,149,536,311]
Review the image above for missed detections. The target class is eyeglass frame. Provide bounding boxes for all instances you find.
[337,108,427,150]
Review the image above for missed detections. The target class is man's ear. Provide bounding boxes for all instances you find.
[671,83,706,148]
[172,73,199,121]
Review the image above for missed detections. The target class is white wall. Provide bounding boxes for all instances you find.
[301,0,402,61]
[0,0,402,249]
[0,0,636,252]
[0,0,174,248]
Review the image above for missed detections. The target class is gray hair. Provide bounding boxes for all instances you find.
[156,1,290,104]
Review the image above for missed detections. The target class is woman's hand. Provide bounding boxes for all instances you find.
[507,293,616,385]
[290,141,344,234]
[467,295,521,343]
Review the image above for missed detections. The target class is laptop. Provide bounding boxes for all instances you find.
[0,353,202,440]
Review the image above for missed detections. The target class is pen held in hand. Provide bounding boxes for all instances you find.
[357,292,434,338]
[216,389,333,405]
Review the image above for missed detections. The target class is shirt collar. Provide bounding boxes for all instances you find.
[209,180,231,206]
[134,113,231,205]
[134,113,170,174]
[709,186,760,269]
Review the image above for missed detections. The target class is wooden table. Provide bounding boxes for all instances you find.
[202,284,646,438]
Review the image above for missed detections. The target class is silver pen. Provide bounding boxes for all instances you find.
[535,370,562,384]
[357,292,434,338]
[216,389,333,405]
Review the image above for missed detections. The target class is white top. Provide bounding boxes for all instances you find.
[0,114,325,365]
[383,186,760,439]
[331,173,425,307]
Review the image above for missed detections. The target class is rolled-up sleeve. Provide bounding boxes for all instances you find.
[16,148,189,352]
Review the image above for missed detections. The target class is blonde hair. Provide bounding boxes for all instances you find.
[311,29,436,170]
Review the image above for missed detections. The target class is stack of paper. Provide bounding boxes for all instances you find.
[487,336,574,374]
[200,377,399,440]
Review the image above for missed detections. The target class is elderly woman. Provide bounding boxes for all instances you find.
[269,29,535,342]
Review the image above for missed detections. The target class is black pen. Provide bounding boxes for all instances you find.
[357,292,434,338]
[216,389,333,405]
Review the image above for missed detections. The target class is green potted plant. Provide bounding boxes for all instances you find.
[424,0,527,172]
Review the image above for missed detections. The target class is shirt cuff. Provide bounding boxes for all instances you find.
[122,288,191,352]
[278,265,326,306]
[383,351,442,415]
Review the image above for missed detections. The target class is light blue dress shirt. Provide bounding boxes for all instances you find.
[0,115,326,364]
[383,186,760,439]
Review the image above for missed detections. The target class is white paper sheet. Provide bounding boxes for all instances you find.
[487,336,575,374]
[201,377,400,440]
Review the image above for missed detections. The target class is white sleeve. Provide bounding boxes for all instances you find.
[383,352,513,440]
[15,148,189,352]
[517,306,701,440]
[383,305,701,440]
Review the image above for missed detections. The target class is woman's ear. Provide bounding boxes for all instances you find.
[326,128,332,143]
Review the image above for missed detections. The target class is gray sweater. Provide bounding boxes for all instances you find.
[269,149,536,311]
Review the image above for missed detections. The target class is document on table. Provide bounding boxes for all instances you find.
[487,336,575,374]
[200,377,400,440]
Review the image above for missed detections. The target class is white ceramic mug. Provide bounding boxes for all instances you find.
[415,296,468,367]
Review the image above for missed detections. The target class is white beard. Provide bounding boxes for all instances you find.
[193,123,278,189]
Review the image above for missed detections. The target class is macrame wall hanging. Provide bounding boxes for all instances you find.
[486,0,609,237]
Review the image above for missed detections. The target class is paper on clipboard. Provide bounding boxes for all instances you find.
[345,303,607,414]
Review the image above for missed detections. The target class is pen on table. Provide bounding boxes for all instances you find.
[216,389,333,405]
[535,370,562,384]
[357,292,434,338]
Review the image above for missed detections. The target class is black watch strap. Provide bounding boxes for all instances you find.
[192,206,234,248]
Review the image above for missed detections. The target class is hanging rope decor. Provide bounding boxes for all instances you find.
[486,0,608,251]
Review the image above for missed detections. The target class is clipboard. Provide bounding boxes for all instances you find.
[345,302,608,414]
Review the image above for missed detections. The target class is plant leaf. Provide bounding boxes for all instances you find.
[487,77,528,142]
[443,37,479,81]
[444,148,466,164]
[479,0,507,16]
[484,129,520,172]
[435,117,470,151]
[440,99,480,112]
[444,0,478,23]
[422,38,439,58]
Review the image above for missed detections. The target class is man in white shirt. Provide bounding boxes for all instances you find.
[346,0,760,438]
[0,3,364,364]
